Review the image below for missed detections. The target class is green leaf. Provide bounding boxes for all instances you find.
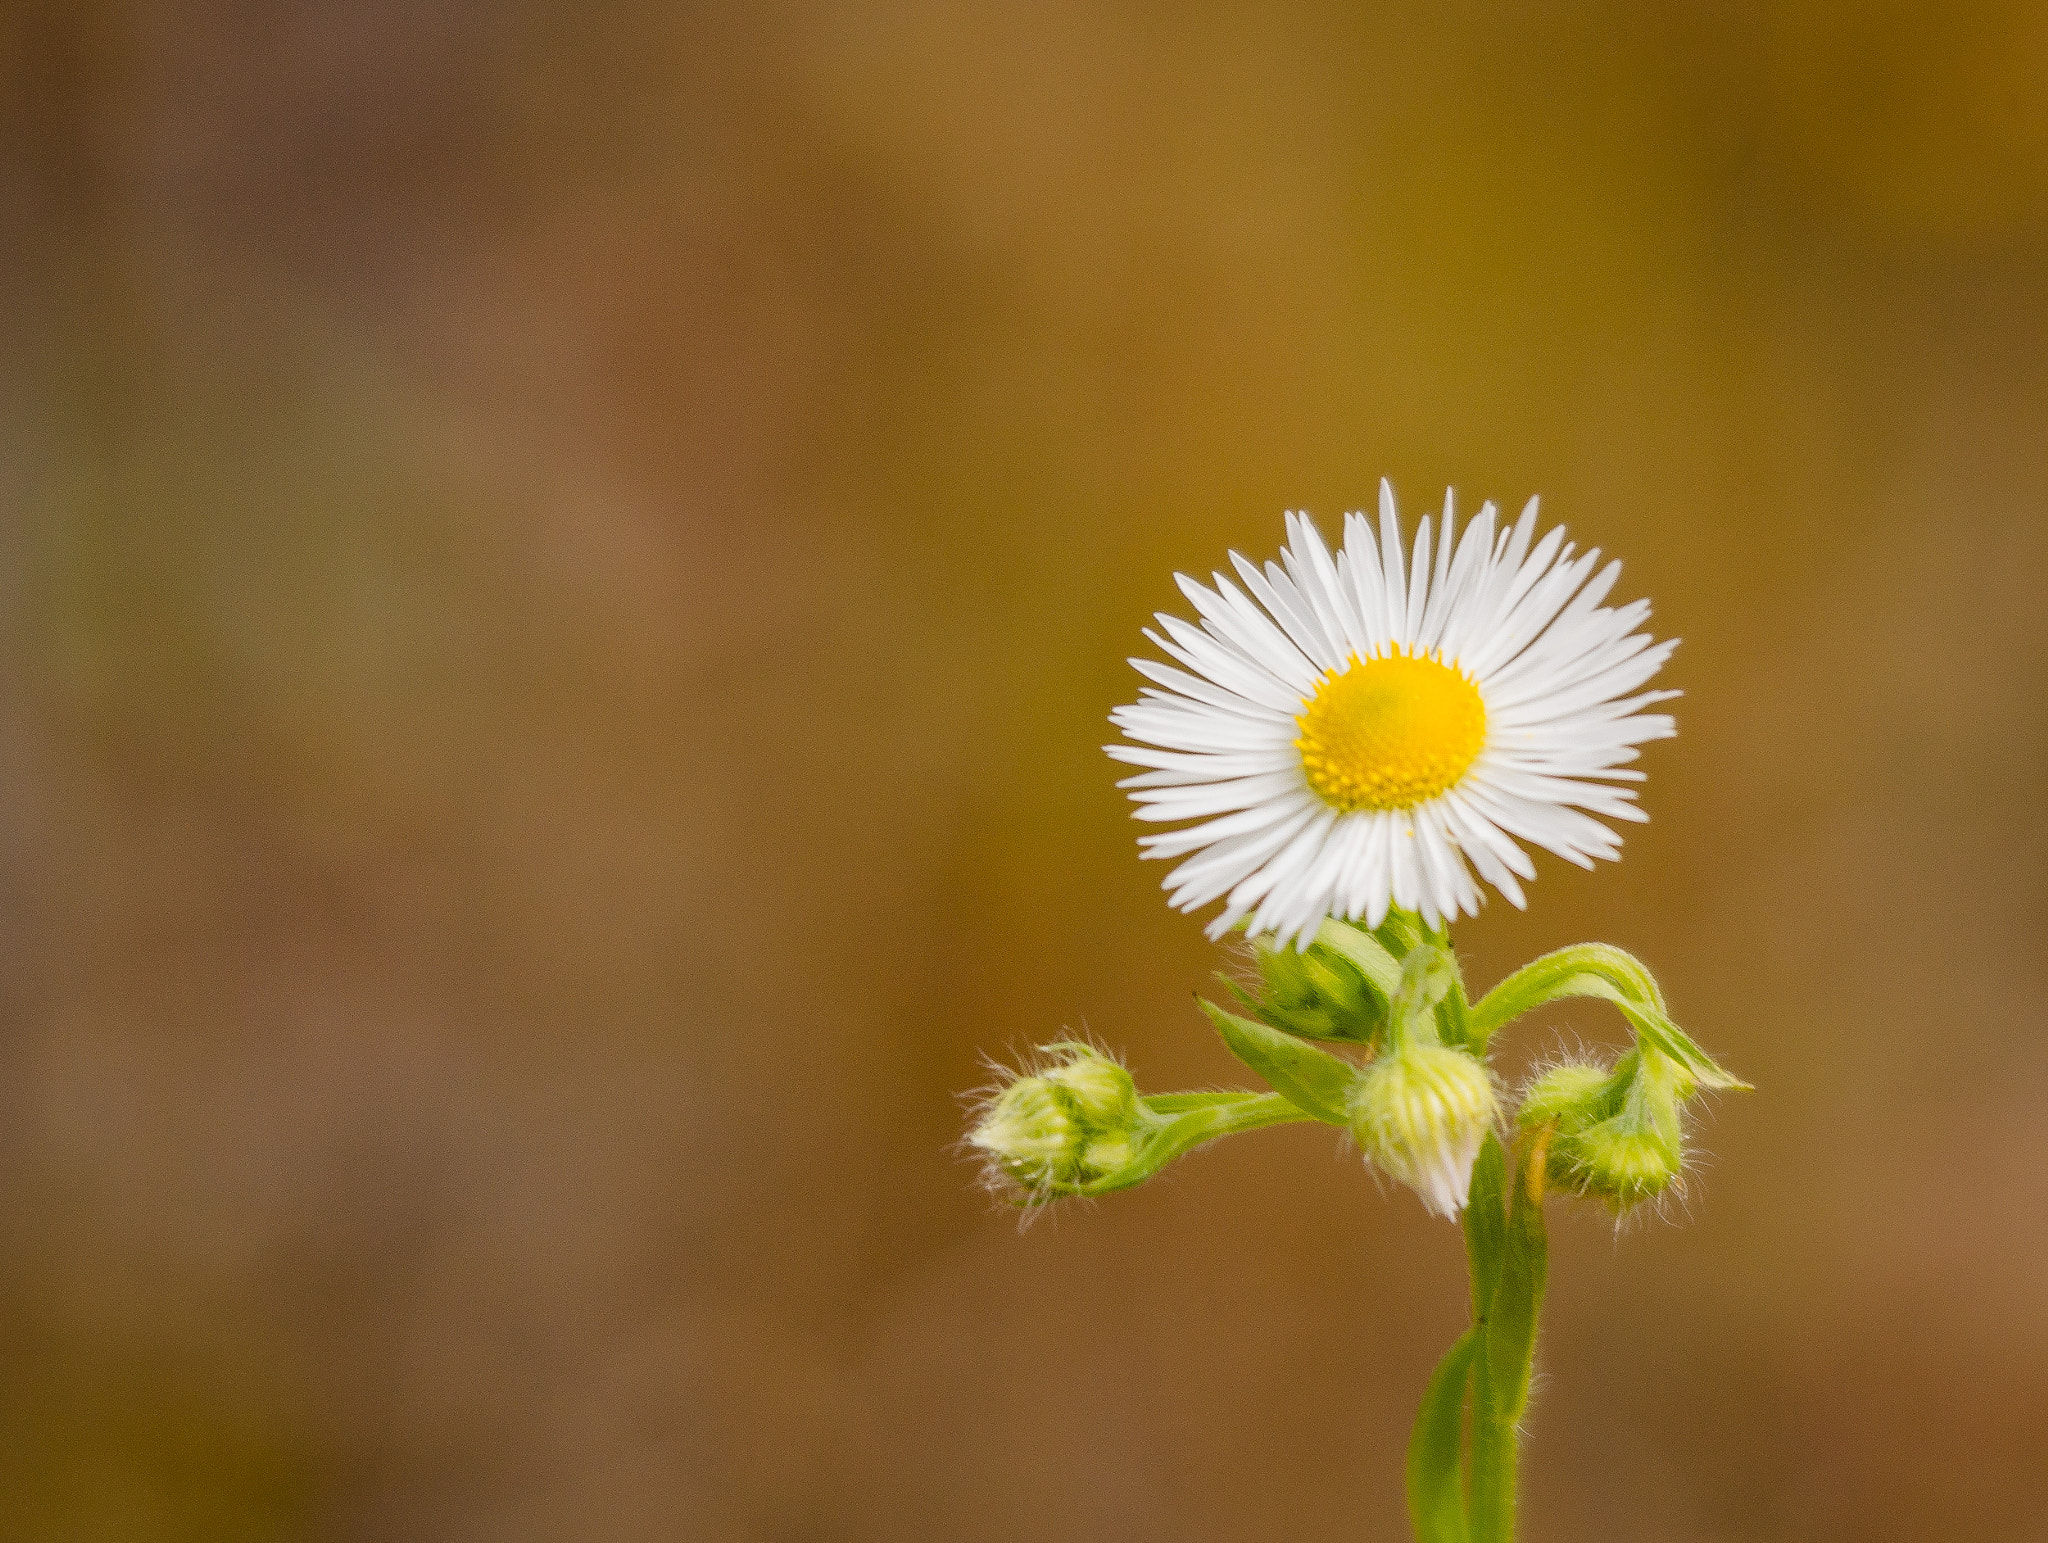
[1406,1329,1476,1543]
[1614,1001,1752,1092]
[1197,998,1358,1124]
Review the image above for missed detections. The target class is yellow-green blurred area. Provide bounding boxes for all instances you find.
[2,2,2046,1539]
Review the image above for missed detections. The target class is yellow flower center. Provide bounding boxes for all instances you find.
[1295,651,1487,812]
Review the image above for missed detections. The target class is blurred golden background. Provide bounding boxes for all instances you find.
[3,3,2047,1539]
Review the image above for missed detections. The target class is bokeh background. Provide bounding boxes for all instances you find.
[3,3,2047,1540]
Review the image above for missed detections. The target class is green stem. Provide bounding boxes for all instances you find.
[1464,943,1745,1090]
[1466,1411,1517,1543]
[1071,1091,1317,1198]
[1452,1134,1550,1543]
[1141,1089,1314,1137]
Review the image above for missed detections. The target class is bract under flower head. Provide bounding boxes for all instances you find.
[1107,482,1678,948]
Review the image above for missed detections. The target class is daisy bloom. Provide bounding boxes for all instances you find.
[1106,482,1677,948]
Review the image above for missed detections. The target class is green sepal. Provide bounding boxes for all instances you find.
[1227,933,1382,1044]
[1469,943,1747,1089]
[1197,998,1358,1125]
[1374,908,1429,958]
[1406,1329,1476,1543]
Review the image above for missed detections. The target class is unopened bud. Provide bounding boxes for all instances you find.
[1040,1042,1138,1126]
[1548,1119,1682,1212]
[1516,1060,1616,1132]
[970,1077,1084,1187]
[1244,935,1378,1042]
[1539,1053,1686,1212]
[967,1045,1148,1195]
[1346,1042,1500,1218]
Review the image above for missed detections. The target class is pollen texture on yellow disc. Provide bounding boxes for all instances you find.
[1295,652,1487,812]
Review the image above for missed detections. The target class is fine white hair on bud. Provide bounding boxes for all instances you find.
[1346,1041,1500,1218]
[968,1075,1085,1190]
[1551,1121,1684,1213]
[1516,1060,1612,1131]
[965,1042,1145,1200]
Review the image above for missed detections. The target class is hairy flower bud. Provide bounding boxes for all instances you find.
[1537,1052,1686,1213]
[1346,1042,1500,1218]
[1548,1120,1682,1212]
[967,1044,1147,1195]
[1516,1060,1615,1132]
[1243,934,1380,1042]
[1041,1045,1138,1126]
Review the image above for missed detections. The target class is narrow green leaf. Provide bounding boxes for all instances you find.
[1614,1001,1752,1091]
[1197,998,1357,1124]
[1406,1329,1476,1543]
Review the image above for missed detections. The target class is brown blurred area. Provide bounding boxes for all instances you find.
[1,2,2046,1539]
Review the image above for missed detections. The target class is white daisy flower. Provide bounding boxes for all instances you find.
[1106,481,1678,948]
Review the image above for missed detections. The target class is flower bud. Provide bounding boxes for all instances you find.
[1346,1042,1500,1218]
[1244,935,1379,1042]
[1538,1053,1686,1213]
[1516,1060,1615,1133]
[1547,1119,1682,1212]
[1040,1042,1138,1126]
[967,1045,1148,1195]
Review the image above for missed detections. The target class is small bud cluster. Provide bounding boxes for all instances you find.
[967,1043,1149,1196]
[1519,1051,1690,1213]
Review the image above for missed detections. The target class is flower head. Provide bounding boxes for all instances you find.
[1347,1040,1500,1218]
[1107,483,1677,947]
